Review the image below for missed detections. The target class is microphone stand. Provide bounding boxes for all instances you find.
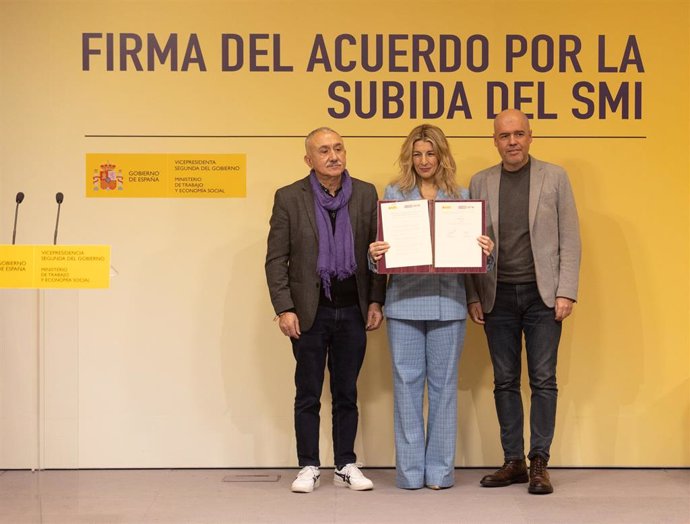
[12,203,20,244]
[12,192,24,244]
[53,193,63,245]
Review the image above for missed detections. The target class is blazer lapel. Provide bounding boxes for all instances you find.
[300,177,318,238]
[487,166,501,237]
[529,158,545,231]
[348,183,359,235]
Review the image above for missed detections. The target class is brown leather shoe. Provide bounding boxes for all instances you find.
[480,459,528,487]
[528,456,553,494]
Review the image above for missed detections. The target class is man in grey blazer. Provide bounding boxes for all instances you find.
[265,127,386,493]
[467,109,581,495]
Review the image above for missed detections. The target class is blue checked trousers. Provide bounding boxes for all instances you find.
[387,318,466,489]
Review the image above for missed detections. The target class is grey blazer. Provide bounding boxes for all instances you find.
[265,175,386,332]
[466,157,581,312]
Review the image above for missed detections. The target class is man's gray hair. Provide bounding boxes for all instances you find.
[305,127,340,150]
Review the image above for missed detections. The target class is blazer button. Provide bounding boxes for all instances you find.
[315,282,320,288]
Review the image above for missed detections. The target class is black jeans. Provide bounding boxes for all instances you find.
[292,304,366,467]
[484,282,562,461]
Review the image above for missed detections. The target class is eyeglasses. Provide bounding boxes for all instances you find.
[496,131,529,142]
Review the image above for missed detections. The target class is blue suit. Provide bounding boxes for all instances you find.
[383,184,468,489]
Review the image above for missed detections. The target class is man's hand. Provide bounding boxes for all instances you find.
[369,241,390,262]
[366,303,383,331]
[278,312,301,339]
[468,301,485,325]
[555,297,574,321]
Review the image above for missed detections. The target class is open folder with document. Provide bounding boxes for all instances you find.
[377,199,486,274]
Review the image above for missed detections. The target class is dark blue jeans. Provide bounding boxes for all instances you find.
[292,304,366,467]
[484,282,562,462]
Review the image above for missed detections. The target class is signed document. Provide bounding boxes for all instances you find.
[434,201,484,268]
[377,199,486,274]
[379,200,432,268]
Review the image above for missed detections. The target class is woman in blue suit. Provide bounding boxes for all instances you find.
[370,124,493,490]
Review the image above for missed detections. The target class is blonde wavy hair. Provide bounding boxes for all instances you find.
[392,124,460,198]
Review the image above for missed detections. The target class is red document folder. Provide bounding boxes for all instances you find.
[376,199,486,274]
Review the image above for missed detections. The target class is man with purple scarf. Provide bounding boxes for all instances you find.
[266,127,386,493]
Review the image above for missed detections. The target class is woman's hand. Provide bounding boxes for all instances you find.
[477,235,494,256]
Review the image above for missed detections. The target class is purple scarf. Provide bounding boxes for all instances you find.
[309,170,357,300]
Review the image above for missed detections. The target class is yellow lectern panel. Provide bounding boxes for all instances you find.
[0,245,110,289]
[0,245,34,288]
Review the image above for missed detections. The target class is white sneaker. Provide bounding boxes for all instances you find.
[334,463,374,491]
[291,466,320,493]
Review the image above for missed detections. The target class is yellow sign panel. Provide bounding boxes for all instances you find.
[0,245,110,289]
[86,153,246,198]
[0,245,34,288]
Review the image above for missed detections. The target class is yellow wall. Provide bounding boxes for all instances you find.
[0,0,688,467]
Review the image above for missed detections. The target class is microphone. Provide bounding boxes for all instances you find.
[12,192,25,244]
[53,192,64,245]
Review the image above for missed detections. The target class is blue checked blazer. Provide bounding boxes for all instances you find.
[382,184,470,321]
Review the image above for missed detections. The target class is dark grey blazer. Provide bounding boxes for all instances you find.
[265,175,386,332]
[466,157,581,313]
